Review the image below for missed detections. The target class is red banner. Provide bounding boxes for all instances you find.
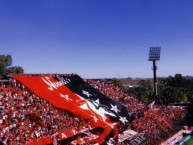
[25,136,52,145]
[13,75,115,144]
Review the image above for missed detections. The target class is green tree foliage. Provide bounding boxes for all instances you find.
[127,86,153,104]
[0,54,24,78]
[7,66,24,74]
[125,74,193,105]
[127,79,154,104]
[158,74,193,105]
[0,55,12,67]
[0,55,12,75]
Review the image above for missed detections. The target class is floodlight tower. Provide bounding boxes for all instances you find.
[148,47,161,103]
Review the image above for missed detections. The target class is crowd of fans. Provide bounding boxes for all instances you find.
[85,79,145,113]
[0,78,91,145]
[86,79,187,145]
[0,75,188,145]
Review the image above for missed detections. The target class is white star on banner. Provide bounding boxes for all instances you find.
[76,94,116,121]
[82,90,91,97]
[110,104,120,113]
[119,116,128,124]
[60,94,72,101]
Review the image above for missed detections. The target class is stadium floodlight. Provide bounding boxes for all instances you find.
[148,47,161,104]
[148,47,161,61]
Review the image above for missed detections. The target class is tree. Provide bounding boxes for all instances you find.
[158,74,193,105]
[0,55,12,67]
[0,54,24,78]
[125,74,193,105]
[127,80,154,105]
[0,55,12,76]
[7,66,24,74]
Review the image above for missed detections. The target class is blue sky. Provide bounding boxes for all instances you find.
[0,0,193,78]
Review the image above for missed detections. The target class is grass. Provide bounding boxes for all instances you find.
[186,136,193,145]
[176,135,192,145]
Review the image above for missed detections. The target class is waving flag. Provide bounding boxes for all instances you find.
[12,74,115,144]
[54,74,130,125]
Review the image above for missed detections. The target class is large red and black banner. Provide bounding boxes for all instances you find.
[13,75,117,144]
[54,74,130,124]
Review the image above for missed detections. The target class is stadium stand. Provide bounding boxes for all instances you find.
[0,74,188,145]
[0,78,92,144]
[86,79,187,145]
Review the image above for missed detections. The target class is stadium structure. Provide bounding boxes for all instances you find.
[0,74,192,145]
